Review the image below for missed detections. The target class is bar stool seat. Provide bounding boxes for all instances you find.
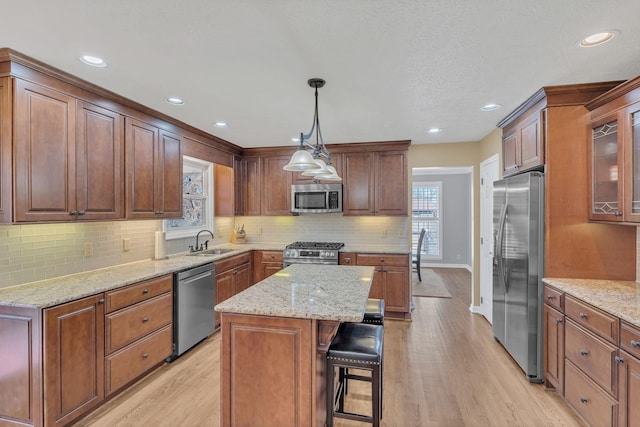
[362,298,384,325]
[327,322,383,427]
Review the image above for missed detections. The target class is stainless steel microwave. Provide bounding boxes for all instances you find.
[291,184,342,213]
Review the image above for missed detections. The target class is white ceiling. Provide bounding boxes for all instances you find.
[1,0,639,149]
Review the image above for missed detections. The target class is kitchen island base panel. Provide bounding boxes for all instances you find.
[221,313,338,427]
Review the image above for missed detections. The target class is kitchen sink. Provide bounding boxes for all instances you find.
[188,248,236,256]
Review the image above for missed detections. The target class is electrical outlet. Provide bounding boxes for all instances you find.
[123,238,130,252]
[84,242,93,257]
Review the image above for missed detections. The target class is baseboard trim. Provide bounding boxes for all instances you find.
[421,263,472,272]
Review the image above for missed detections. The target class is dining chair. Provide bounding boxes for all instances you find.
[413,228,426,281]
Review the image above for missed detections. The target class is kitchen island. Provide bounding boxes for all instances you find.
[215,264,374,427]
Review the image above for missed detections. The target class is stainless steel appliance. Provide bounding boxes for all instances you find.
[169,262,215,361]
[291,184,342,213]
[283,241,344,266]
[492,171,544,383]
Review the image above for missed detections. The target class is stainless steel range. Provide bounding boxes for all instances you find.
[283,241,345,266]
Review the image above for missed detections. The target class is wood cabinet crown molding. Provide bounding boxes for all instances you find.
[0,47,242,156]
[241,139,411,157]
[497,81,624,129]
[586,75,640,111]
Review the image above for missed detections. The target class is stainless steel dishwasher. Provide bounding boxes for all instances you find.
[169,262,215,361]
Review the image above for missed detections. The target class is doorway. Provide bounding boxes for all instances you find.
[478,154,500,324]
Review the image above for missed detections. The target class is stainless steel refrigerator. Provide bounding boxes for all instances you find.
[492,171,544,383]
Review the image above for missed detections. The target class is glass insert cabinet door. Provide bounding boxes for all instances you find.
[630,109,640,217]
[591,118,622,219]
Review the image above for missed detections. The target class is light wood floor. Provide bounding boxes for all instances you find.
[75,268,586,427]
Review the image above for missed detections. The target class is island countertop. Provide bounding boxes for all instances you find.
[215,264,374,322]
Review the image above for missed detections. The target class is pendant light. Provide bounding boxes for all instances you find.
[283,79,341,181]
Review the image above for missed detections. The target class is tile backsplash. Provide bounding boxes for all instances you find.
[0,215,408,289]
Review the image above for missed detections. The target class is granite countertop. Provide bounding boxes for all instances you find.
[543,277,640,328]
[0,242,405,309]
[215,264,374,322]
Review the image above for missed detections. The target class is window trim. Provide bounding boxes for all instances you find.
[163,155,214,240]
[412,181,443,260]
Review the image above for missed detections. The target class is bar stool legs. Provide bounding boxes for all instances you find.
[326,323,383,427]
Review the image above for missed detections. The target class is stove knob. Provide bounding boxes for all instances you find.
[330,251,335,257]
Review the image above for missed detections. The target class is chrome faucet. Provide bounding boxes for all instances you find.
[193,229,214,252]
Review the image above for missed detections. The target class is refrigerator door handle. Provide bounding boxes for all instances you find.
[496,204,508,293]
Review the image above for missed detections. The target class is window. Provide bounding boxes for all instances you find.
[412,181,442,260]
[164,156,214,239]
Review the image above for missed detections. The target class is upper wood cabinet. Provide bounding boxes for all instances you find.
[238,156,261,216]
[343,149,408,216]
[499,99,544,177]
[0,78,11,224]
[586,76,640,223]
[261,156,292,216]
[125,117,183,219]
[214,164,234,216]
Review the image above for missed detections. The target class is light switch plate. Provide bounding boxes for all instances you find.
[123,238,130,252]
[84,242,93,257]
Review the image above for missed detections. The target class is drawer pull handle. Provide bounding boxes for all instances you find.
[579,350,589,357]
[631,340,640,348]
[142,289,149,294]
[579,397,588,404]
[98,298,105,304]
[142,317,149,322]
[579,313,588,319]
[616,356,625,364]
[547,295,555,300]
[555,318,563,324]
[142,353,149,359]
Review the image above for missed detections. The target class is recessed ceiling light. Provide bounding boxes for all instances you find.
[427,128,443,134]
[481,103,502,111]
[579,31,618,47]
[165,97,185,105]
[79,55,107,67]
[214,121,228,128]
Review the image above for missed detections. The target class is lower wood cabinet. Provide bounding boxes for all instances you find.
[253,250,283,284]
[0,274,173,427]
[214,253,252,328]
[543,283,640,427]
[355,253,410,319]
[44,294,105,427]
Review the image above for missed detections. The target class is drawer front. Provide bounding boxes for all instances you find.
[565,319,617,397]
[261,251,283,262]
[565,295,619,344]
[215,252,251,273]
[565,360,618,427]
[543,285,563,312]
[105,325,172,395]
[105,293,173,354]
[105,274,172,313]
[620,321,640,359]
[356,253,409,267]
[339,252,356,265]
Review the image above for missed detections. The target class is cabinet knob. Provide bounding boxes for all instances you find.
[142,317,149,322]
[78,210,86,216]
[380,259,385,263]
[579,349,589,357]
[614,211,623,217]
[155,210,164,215]
[579,397,588,404]
[631,340,640,348]
[344,257,351,264]
[142,289,149,294]
[555,318,563,324]
[142,353,149,359]
[98,298,105,304]
[70,210,78,216]
[546,295,555,300]
[579,312,588,319]
[616,356,625,364]
[271,255,275,259]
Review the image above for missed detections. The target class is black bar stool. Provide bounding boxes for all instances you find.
[327,322,384,427]
[362,298,384,325]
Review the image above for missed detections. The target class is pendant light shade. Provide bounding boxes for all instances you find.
[283,146,321,171]
[283,78,341,181]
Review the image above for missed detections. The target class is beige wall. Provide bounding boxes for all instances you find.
[408,128,502,307]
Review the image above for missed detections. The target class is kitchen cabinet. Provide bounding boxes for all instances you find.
[586,77,640,223]
[253,250,283,284]
[125,117,183,219]
[500,101,544,176]
[342,150,408,216]
[356,253,410,319]
[261,155,292,215]
[214,164,234,216]
[43,294,105,427]
[13,80,124,222]
[214,253,252,328]
[338,252,356,266]
[0,77,12,223]
[543,285,565,394]
[0,274,173,427]
[542,283,640,427]
[233,155,243,216]
[237,156,261,216]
